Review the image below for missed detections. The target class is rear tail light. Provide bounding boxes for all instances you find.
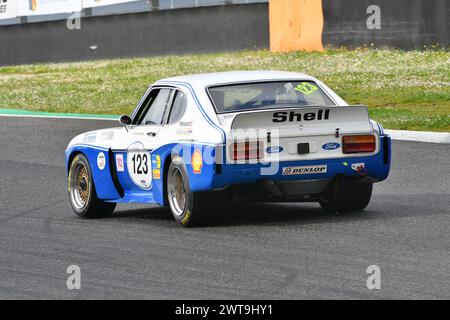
[232,141,263,161]
[343,135,376,154]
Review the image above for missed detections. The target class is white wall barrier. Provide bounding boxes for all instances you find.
[0,0,143,20]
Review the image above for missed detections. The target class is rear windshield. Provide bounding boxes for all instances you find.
[208,81,335,113]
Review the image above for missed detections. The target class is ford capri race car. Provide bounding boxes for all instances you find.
[66,71,391,226]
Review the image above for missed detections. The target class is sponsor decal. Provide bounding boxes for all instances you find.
[99,131,114,140]
[179,121,193,127]
[152,154,161,169]
[294,82,318,95]
[115,154,124,172]
[267,146,284,154]
[176,128,193,135]
[273,109,330,123]
[97,152,106,170]
[177,121,193,135]
[152,169,161,180]
[191,150,203,174]
[83,133,97,142]
[322,142,341,150]
[282,165,327,175]
[156,155,161,169]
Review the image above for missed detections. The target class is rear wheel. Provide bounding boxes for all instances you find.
[319,177,373,214]
[167,158,212,227]
[68,153,116,218]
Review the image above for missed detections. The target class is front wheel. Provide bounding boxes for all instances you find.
[319,177,373,214]
[166,158,212,227]
[68,153,116,218]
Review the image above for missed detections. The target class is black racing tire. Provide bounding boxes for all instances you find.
[68,153,116,218]
[319,177,373,214]
[166,157,213,227]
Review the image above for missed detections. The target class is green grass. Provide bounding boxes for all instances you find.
[0,48,449,131]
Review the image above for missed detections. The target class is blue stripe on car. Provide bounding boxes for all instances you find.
[156,80,226,143]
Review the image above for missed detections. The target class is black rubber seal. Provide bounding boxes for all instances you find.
[383,136,390,165]
[109,148,124,198]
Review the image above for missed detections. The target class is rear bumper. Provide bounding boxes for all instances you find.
[205,135,391,191]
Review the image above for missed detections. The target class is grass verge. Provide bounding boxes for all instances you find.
[0,48,449,131]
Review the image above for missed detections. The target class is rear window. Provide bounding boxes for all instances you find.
[208,81,335,113]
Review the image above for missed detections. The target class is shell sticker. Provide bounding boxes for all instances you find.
[192,150,203,174]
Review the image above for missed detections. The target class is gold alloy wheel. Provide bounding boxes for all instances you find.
[70,162,91,210]
[168,167,187,216]
[77,166,89,204]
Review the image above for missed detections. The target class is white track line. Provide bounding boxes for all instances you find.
[385,129,450,144]
[0,113,117,121]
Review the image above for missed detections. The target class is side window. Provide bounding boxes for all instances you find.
[167,91,187,124]
[137,88,172,125]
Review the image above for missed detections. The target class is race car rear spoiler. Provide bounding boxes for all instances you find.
[230,105,372,137]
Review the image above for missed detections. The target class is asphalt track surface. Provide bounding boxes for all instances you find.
[0,117,449,299]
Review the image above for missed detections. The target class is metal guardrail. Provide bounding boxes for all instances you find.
[155,0,267,10]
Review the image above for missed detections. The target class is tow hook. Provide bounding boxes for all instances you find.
[356,165,368,176]
[351,163,368,176]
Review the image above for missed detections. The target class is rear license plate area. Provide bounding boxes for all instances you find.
[297,143,310,154]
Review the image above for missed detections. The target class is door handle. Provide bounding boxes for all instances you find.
[146,131,157,137]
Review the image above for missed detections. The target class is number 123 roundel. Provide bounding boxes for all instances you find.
[127,142,151,190]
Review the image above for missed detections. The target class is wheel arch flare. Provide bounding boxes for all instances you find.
[66,145,122,200]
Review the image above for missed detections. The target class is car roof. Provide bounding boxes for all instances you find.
[154,70,317,88]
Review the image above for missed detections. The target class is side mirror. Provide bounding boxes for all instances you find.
[119,114,132,126]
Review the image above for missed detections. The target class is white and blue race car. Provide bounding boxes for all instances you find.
[66,71,391,226]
